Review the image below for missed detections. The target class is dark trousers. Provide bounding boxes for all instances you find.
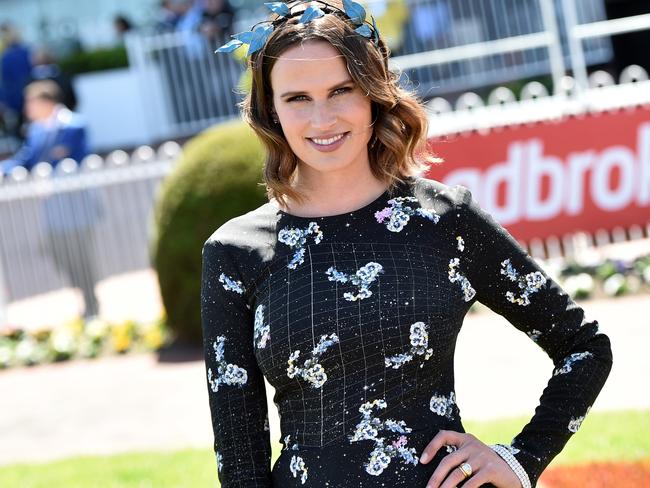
[47,226,100,319]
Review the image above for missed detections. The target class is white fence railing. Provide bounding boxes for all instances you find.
[125,0,617,142]
[0,142,180,320]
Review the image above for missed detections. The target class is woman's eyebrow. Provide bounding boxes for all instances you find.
[280,79,354,99]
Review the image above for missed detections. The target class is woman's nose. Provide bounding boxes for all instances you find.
[310,102,337,129]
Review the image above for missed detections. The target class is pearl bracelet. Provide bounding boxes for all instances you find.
[489,444,532,488]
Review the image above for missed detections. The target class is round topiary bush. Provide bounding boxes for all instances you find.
[151,120,267,346]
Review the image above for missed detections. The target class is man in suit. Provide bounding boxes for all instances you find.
[1,80,102,320]
[1,79,87,174]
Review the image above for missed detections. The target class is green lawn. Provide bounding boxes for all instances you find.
[1,409,647,487]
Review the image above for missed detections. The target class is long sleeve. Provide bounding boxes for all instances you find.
[200,236,273,487]
[453,186,613,487]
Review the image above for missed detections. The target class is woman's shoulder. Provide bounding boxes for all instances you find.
[410,175,469,210]
[203,201,278,261]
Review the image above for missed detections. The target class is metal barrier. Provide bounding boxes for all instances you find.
[0,142,180,322]
[560,0,650,92]
[124,0,614,141]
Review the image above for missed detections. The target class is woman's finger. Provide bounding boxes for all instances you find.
[426,446,471,488]
[419,430,469,464]
[455,467,493,488]
[437,457,479,488]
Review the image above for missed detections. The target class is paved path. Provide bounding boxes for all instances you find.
[0,294,647,467]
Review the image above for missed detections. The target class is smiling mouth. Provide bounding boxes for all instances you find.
[308,132,348,146]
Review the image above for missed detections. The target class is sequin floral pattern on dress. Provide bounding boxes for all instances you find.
[287,333,340,388]
[282,435,308,484]
[568,406,591,433]
[207,336,248,393]
[348,398,419,476]
[553,351,594,376]
[448,258,476,302]
[500,258,547,306]
[447,234,476,302]
[278,222,324,269]
[253,304,270,349]
[429,391,456,420]
[219,272,245,294]
[385,322,434,369]
[326,261,384,301]
[374,196,440,232]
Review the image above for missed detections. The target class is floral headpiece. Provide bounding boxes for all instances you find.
[215,0,380,57]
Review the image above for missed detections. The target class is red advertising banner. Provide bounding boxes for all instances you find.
[425,105,650,242]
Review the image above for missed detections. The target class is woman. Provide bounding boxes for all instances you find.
[201,1,613,487]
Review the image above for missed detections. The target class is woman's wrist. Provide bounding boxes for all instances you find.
[489,444,532,488]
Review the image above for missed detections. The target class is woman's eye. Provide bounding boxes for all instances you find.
[333,87,352,96]
[287,88,351,102]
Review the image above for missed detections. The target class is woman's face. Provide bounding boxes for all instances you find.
[270,40,373,180]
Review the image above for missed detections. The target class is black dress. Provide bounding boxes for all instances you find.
[200,176,613,487]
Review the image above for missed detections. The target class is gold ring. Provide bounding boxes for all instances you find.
[458,462,473,478]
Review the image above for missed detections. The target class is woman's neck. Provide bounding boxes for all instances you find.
[277,171,391,218]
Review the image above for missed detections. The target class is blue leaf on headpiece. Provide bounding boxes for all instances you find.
[248,24,274,56]
[232,31,256,44]
[354,24,372,38]
[343,0,366,25]
[264,2,290,17]
[371,15,380,43]
[299,5,325,24]
[215,38,244,53]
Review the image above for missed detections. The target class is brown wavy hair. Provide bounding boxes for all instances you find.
[239,0,440,206]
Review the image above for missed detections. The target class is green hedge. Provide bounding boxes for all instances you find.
[151,121,267,345]
[59,46,129,75]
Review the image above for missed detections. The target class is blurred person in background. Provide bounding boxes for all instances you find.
[155,0,194,32]
[113,14,135,43]
[0,23,32,141]
[30,47,78,111]
[0,80,86,174]
[198,0,235,42]
[0,80,103,321]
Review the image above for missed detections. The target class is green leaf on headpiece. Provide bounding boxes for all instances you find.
[299,5,325,24]
[264,2,290,17]
[248,24,274,55]
[371,15,380,44]
[354,24,372,38]
[343,0,366,25]
[215,38,244,53]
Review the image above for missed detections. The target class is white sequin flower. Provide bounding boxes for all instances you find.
[219,273,245,294]
[568,406,591,433]
[287,333,339,388]
[253,304,270,349]
[500,259,547,306]
[527,329,542,342]
[385,321,434,369]
[216,451,223,473]
[448,258,476,302]
[568,415,585,433]
[207,336,248,393]
[429,391,456,419]
[278,222,323,269]
[375,196,440,232]
[553,351,594,376]
[456,236,465,252]
[327,261,384,301]
[290,455,308,484]
[349,398,419,476]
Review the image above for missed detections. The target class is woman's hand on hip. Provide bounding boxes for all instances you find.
[419,430,522,488]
